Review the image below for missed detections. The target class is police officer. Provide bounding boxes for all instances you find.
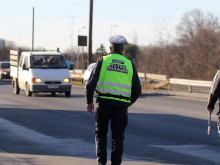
[86,35,141,165]
[207,69,220,135]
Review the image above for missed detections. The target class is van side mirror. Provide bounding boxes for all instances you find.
[69,64,73,70]
[22,64,28,70]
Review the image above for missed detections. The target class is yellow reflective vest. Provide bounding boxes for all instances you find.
[96,54,133,103]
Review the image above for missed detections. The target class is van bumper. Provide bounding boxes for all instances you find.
[32,84,71,92]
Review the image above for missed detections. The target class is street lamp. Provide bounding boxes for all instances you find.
[70,16,75,49]
[18,35,22,47]
[77,26,86,69]
[79,26,86,35]
[111,25,117,36]
[32,7,35,50]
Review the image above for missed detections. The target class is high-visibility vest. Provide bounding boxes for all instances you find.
[96,54,133,103]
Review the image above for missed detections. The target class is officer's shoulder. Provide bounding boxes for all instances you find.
[124,56,132,63]
[96,56,105,64]
[103,54,111,57]
[100,54,112,60]
[97,56,104,61]
[213,69,220,81]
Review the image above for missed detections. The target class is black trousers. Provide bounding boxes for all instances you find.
[95,103,128,165]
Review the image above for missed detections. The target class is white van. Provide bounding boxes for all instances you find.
[10,49,72,97]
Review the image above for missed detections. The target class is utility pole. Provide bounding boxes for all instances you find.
[32,7,35,50]
[70,16,74,49]
[88,0,93,67]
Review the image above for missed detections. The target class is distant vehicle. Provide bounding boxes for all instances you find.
[66,61,74,70]
[0,61,10,81]
[10,49,72,97]
[83,62,96,85]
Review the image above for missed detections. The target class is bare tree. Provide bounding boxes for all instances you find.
[0,40,17,61]
[138,9,220,80]
[176,9,220,79]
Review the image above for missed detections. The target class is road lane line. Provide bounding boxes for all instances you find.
[54,110,81,117]
[152,144,220,164]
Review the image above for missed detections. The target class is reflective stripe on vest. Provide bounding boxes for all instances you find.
[96,54,133,103]
[96,88,131,97]
[97,82,131,90]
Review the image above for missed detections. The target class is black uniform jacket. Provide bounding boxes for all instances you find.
[86,51,142,107]
[207,69,220,110]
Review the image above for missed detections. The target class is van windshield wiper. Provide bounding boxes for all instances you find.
[48,66,68,69]
[30,66,49,69]
[30,66,67,69]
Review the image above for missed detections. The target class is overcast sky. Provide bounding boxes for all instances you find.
[0,0,219,52]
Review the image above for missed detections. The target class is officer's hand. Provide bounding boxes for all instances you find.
[87,103,94,115]
[207,108,213,114]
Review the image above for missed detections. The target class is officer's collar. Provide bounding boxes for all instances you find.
[110,51,123,55]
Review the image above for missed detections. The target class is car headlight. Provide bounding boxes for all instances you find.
[63,78,71,83]
[3,72,7,75]
[32,78,42,83]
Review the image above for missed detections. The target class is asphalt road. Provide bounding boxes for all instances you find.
[0,80,220,165]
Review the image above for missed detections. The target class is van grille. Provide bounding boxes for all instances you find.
[44,81,61,84]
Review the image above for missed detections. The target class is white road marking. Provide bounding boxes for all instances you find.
[0,149,30,165]
[0,117,142,163]
[0,117,177,165]
[0,98,20,105]
[54,110,81,117]
[0,117,92,154]
[0,152,160,165]
[152,144,220,164]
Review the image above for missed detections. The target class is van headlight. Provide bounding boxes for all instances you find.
[32,78,42,83]
[63,78,71,83]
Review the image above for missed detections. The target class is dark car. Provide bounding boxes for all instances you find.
[0,61,10,81]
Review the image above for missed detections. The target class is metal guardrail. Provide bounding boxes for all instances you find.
[70,71,84,80]
[138,73,168,81]
[169,78,212,87]
[73,69,86,74]
[70,70,212,93]
[146,73,168,81]
[169,78,212,93]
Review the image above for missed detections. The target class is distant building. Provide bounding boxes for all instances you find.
[0,39,5,48]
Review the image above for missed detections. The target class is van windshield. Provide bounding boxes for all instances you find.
[30,55,68,69]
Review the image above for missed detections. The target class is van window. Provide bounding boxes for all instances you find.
[19,55,24,68]
[30,55,67,69]
[24,56,28,68]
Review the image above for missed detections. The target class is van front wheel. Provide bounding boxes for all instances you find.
[25,83,32,97]
[13,79,20,95]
